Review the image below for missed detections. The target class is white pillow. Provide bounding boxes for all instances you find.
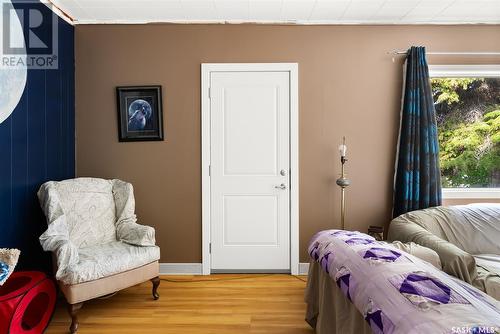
[0,248,20,285]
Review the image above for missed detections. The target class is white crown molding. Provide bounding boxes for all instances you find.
[41,0,74,25]
[71,19,500,25]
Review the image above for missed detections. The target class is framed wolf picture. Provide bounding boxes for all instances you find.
[116,86,164,142]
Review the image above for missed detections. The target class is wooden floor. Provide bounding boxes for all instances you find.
[46,274,313,334]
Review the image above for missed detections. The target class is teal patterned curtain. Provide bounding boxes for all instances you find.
[393,46,442,218]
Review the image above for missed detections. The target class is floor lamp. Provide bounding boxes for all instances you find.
[336,137,350,230]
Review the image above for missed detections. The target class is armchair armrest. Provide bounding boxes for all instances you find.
[39,216,79,281]
[390,241,442,269]
[116,221,156,247]
[388,221,477,283]
[112,180,156,247]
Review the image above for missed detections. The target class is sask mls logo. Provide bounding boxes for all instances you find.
[1,0,58,69]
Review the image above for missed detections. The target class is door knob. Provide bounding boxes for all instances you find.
[275,183,287,190]
[280,169,288,176]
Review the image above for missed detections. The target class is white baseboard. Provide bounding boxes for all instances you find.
[159,263,310,276]
[299,262,310,275]
[159,263,203,275]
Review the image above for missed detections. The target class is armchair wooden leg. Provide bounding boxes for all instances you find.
[67,302,83,333]
[151,276,160,300]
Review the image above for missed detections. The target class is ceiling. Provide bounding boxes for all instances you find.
[50,0,500,25]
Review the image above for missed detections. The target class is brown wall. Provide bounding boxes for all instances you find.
[75,24,500,263]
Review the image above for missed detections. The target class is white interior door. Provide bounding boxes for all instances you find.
[210,70,291,271]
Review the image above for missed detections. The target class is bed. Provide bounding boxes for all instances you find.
[305,230,500,334]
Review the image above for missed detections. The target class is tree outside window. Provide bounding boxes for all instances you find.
[430,77,500,188]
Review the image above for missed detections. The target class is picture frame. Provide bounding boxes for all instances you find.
[116,85,164,142]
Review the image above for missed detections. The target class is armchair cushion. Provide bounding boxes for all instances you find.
[64,242,160,285]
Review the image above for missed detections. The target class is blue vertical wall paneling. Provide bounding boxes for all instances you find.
[0,3,75,271]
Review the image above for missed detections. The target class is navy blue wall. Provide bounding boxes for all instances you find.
[0,4,74,270]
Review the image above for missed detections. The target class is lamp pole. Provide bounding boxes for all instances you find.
[336,137,350,230]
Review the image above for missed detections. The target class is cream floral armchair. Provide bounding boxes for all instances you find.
[38,178,160,333]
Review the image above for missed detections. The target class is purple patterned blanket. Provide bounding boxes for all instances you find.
[308,230,500,334]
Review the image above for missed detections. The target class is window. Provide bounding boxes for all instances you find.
[429,65,500,198]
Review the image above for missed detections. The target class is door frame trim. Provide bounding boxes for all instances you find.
[201,63,299,275]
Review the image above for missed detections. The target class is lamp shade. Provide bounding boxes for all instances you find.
[338,144,347,157]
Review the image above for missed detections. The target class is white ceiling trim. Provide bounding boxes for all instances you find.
[42,0,74,25]
[47,0,500,25]
[69,19,500,25]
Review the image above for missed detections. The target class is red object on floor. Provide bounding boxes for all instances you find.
[0,271,56,334]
